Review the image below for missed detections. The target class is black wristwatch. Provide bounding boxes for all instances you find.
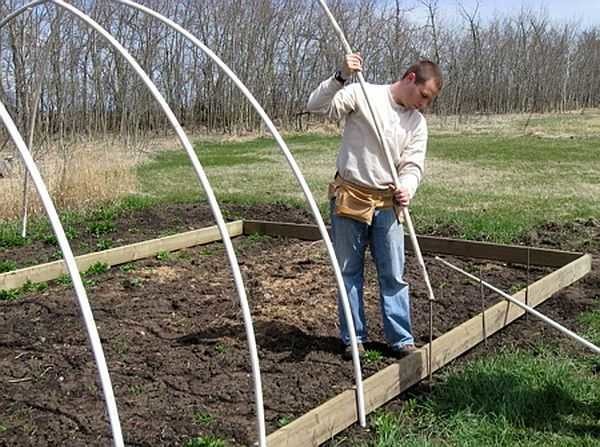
[334,69,347,85]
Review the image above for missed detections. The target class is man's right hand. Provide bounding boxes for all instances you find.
[341,52,363,79]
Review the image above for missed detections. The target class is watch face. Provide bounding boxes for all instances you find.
[335,70,346,83]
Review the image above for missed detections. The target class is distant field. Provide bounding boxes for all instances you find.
[138,109,600,243]
[1,109,598,243]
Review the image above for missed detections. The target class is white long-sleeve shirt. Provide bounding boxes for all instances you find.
[307,76,427,198]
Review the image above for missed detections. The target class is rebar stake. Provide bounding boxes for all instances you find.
[480,265,487,345]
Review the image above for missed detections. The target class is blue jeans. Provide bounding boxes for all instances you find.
[330,201,413,349]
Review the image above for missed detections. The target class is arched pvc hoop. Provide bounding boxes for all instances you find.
[0,102,124,446]
[47,0,268,444]
[3,0,266,445]
[316,0,437,305]
[111,0,368,428]
[0,0,48,29]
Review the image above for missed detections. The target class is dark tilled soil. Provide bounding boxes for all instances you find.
[0,204,598,446]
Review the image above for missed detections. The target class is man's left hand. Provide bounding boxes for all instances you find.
[392,186,410,208]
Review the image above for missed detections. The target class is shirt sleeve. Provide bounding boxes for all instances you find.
[307,77,359,121]
[396,116,427,198]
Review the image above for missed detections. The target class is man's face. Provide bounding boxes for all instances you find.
[404,73,439,110]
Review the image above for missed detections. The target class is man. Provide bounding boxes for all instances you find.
[306,53,442,359]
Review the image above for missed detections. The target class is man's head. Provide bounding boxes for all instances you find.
[393,60,443,110]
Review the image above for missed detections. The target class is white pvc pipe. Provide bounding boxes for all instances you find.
[0,101,124,445]
[44,0,268,445]
[436,256,600,355]
[0,0,48,29]
[317,0,436,304]
[3,1,265,445]
[111,0,367,429]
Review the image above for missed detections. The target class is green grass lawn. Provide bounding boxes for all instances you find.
[357,311,600,447]
[137,125,600,243]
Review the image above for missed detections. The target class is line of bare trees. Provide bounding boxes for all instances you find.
[1,0,599,137]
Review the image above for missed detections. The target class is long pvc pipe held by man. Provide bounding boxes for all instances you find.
[436,256,600,355]
[0,100,125,446]
[316,0,437,305]
[111,0,367,430]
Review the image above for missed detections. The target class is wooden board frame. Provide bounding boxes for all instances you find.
[0,220,243,291]
[241,220,592,446]
[1,219,591,446]
[243,220,582,267]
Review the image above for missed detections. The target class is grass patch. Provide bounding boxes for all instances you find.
[0,194,158,252]
[0,280,48,301]
[84,262,109,276]
[193,411,215,426]
[578,309,600,346]
[0,260,18,273]
[134,130,600,243]
[359,348,600,447]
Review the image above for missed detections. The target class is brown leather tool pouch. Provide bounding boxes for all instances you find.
[328,176,376,225]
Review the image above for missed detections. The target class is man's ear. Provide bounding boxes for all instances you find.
[406,72,416,83]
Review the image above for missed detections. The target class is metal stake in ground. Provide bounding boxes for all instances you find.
[436,256,600,355]
[480,265,487,345]
[525,247,531,321]
[428,286,438,388]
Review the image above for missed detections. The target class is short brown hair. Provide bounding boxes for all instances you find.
[402,60,443,91]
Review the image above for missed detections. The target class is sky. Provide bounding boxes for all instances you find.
[408,0,600,29]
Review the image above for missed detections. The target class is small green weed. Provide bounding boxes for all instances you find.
[184,436,226,447]
[363,349,383,365]
[122,277,142,289]
[0,226,27,248]
[276,415,292,427]
[128,384,144,396]
[43,233,58,246]
[56,274,72,285]
[96,238,113,250]
[193,411,214,426]
[120,263,135,273]
[89,220,115,237]
[113,337,129,355]
[85,262,109,276]
[32,281,48,292]
[0,289,20,301]
[20,280,37,294]
[83,278,96,287]
[156,251,172,262]
[0,280,47,301]
[214,343,227,354]
[0,260,17,273]
[87,207,116,236]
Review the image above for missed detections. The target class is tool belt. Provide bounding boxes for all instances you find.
[328,174,400,225]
